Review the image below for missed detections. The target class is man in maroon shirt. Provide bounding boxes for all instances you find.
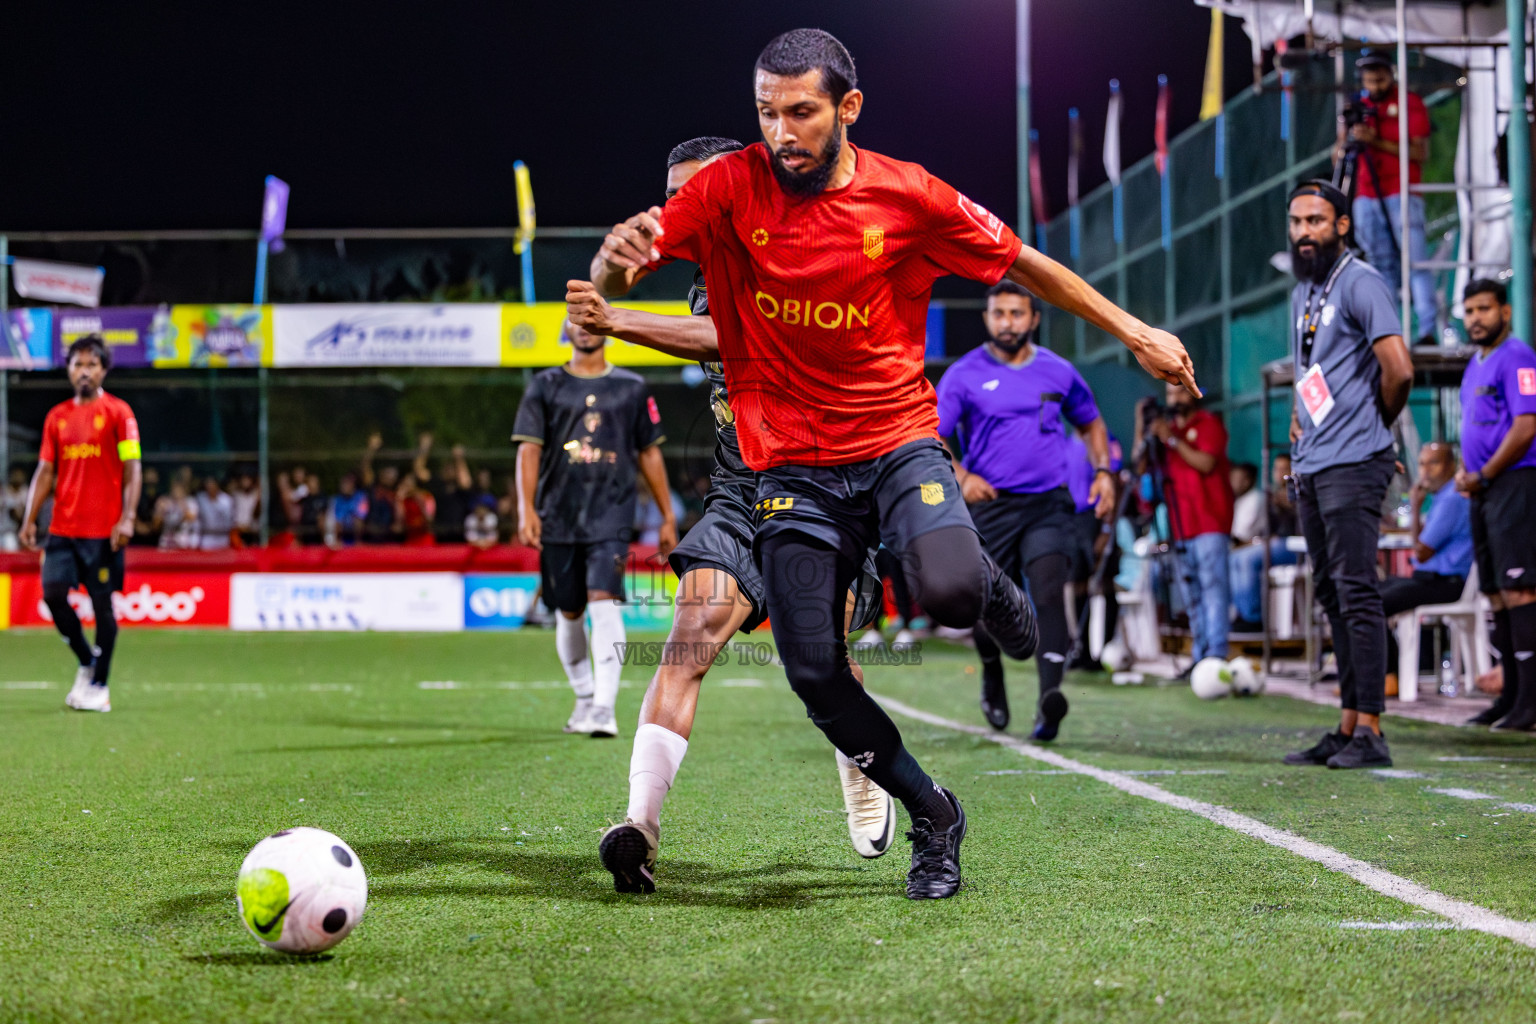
[1137,384,1235,669]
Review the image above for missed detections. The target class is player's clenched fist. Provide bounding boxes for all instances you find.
[518,510,542,551]
[599,207,665,271]
[566,280,617,335]
[1131,328,1201,398]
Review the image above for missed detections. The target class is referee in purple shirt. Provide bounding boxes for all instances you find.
[1455,278,1536,732]
[938,280,1116,740]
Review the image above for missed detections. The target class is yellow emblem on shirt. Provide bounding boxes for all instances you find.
[920,482,945,506]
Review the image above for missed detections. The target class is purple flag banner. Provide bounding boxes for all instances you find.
[260,176,290,251]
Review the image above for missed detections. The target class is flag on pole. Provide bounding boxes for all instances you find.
[1105,80,1123,244]
[1067,107,1082,263]
[1028,128,1048,253]
[1157,75,1172,251]
[514,160,537,304]
[1154,75,1170,175]
[1199,8,1224,121]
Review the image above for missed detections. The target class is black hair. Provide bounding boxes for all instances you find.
[1288,178,1349,219]
[66,334,111,371]
[755,28,857,106]
[985,279,1042,313]
[1464,277,1509,306]
[1355,51,1394,72]
[1234,462,1259,479]
[667,137,745,169]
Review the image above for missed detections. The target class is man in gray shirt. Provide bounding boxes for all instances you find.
[1281,180,1413,770]
[196,475,235,551]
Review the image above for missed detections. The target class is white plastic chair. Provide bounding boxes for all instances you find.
[1115,538,1162,663]
[1393,566,1490,702]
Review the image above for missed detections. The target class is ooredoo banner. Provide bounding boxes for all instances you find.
[8,573,231,628]
[271,304,503,367]
[230,573,463,631]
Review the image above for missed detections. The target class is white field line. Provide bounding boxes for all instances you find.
[1424,787,1536,815]
[1340,920,1460,931]
[874,694,1536,950]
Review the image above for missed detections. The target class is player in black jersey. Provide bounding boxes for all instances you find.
[512,319,677,739]
[565,137,894,894]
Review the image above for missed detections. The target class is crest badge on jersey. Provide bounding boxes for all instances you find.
[751,228,769,247]
[863,228,884,260]
[1519,367,1536,396]
[94,414,106,431]
[919,482,946,506]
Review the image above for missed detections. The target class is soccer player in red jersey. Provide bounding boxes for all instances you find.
[593,30,1198,899]
[18,335,143,713]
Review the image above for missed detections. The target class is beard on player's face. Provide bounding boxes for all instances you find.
[1467,312,1508,345]
[770,127,842,197]
[1290,229,1343,283]
[989,327,1033,354]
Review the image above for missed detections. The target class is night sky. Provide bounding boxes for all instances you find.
[1,2,1255,233]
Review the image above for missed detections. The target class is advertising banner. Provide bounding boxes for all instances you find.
[11,258,103,307]
[272,304,503,367]
[56,307,170,369]
[230,572,463,631]
[463,573,541,630]
[161,306,269,367]
[500,302,691,367]
[2,308,55,369]
[9,572,231,628]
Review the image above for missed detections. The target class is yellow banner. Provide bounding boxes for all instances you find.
[1199,8,1224,121]
[0,574,9,630]
[499,302,692,367]
[160,305,273,368]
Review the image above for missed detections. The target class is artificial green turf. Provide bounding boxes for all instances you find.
[2,629,1534,1023]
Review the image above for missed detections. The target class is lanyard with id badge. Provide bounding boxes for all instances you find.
[1295,252,1353,428]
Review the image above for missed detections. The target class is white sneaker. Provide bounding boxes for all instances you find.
[71,683,111,713]
[852,628,885,650]
[564,697,595,734]
[891,629,916,649]
[836,749,895,858]
[587,705,619,738]
[64,665,94,709]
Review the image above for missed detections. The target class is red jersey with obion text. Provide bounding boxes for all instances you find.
[39,392,140,538]
[653,143,1023,469]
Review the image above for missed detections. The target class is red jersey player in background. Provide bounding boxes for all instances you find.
[594,29,1198,900]
[19,335,143,713]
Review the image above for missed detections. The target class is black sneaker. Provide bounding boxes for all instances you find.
[1491,707,1536,732]
[1467,699,1512,726]
[1031,690,1069,742]
[1282,731,1349,766]
[905,788,966,900]
[979,659,1009,731]
[977,555,1038,661]
[1325,729,1393,769]
[598,820,658,894]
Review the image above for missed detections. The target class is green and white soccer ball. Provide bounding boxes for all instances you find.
[1190,657,1232,700]
[237,827,367,954]
[1227,656,1263,696]
[1101,638,1133,673]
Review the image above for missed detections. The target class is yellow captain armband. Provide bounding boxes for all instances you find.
[117,439,142,461]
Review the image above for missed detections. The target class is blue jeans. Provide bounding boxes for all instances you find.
[1178,532,1231,661]
[1351,193,1437,338]
[1229,538,1300,623]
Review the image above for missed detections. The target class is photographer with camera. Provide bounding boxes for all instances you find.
[1335,52,1436,344]
[1133,384,1234,671]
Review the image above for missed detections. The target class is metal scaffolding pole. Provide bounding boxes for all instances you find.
[1398,0,1414,336]
[1016,0,1033,232]
[1510,0,1534,342]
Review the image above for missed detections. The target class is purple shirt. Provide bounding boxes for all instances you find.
[1460,336,1536,474]
[937,344,1100,495]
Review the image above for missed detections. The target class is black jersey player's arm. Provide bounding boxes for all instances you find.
[636,444,678,559]
[514,442,542,551]
[17,460,55,551]
[566,281,719,360]
[113,460,142,551]
[1007,248,1199,396]
[591,207,666,298]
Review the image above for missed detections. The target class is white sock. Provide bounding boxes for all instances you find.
[589,599,626,710]
[555,613,594,698]
[627,723,689,832]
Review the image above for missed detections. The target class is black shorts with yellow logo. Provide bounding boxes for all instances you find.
[751,438,976,570]
[42,534,125,596]
[672,459,883,634]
